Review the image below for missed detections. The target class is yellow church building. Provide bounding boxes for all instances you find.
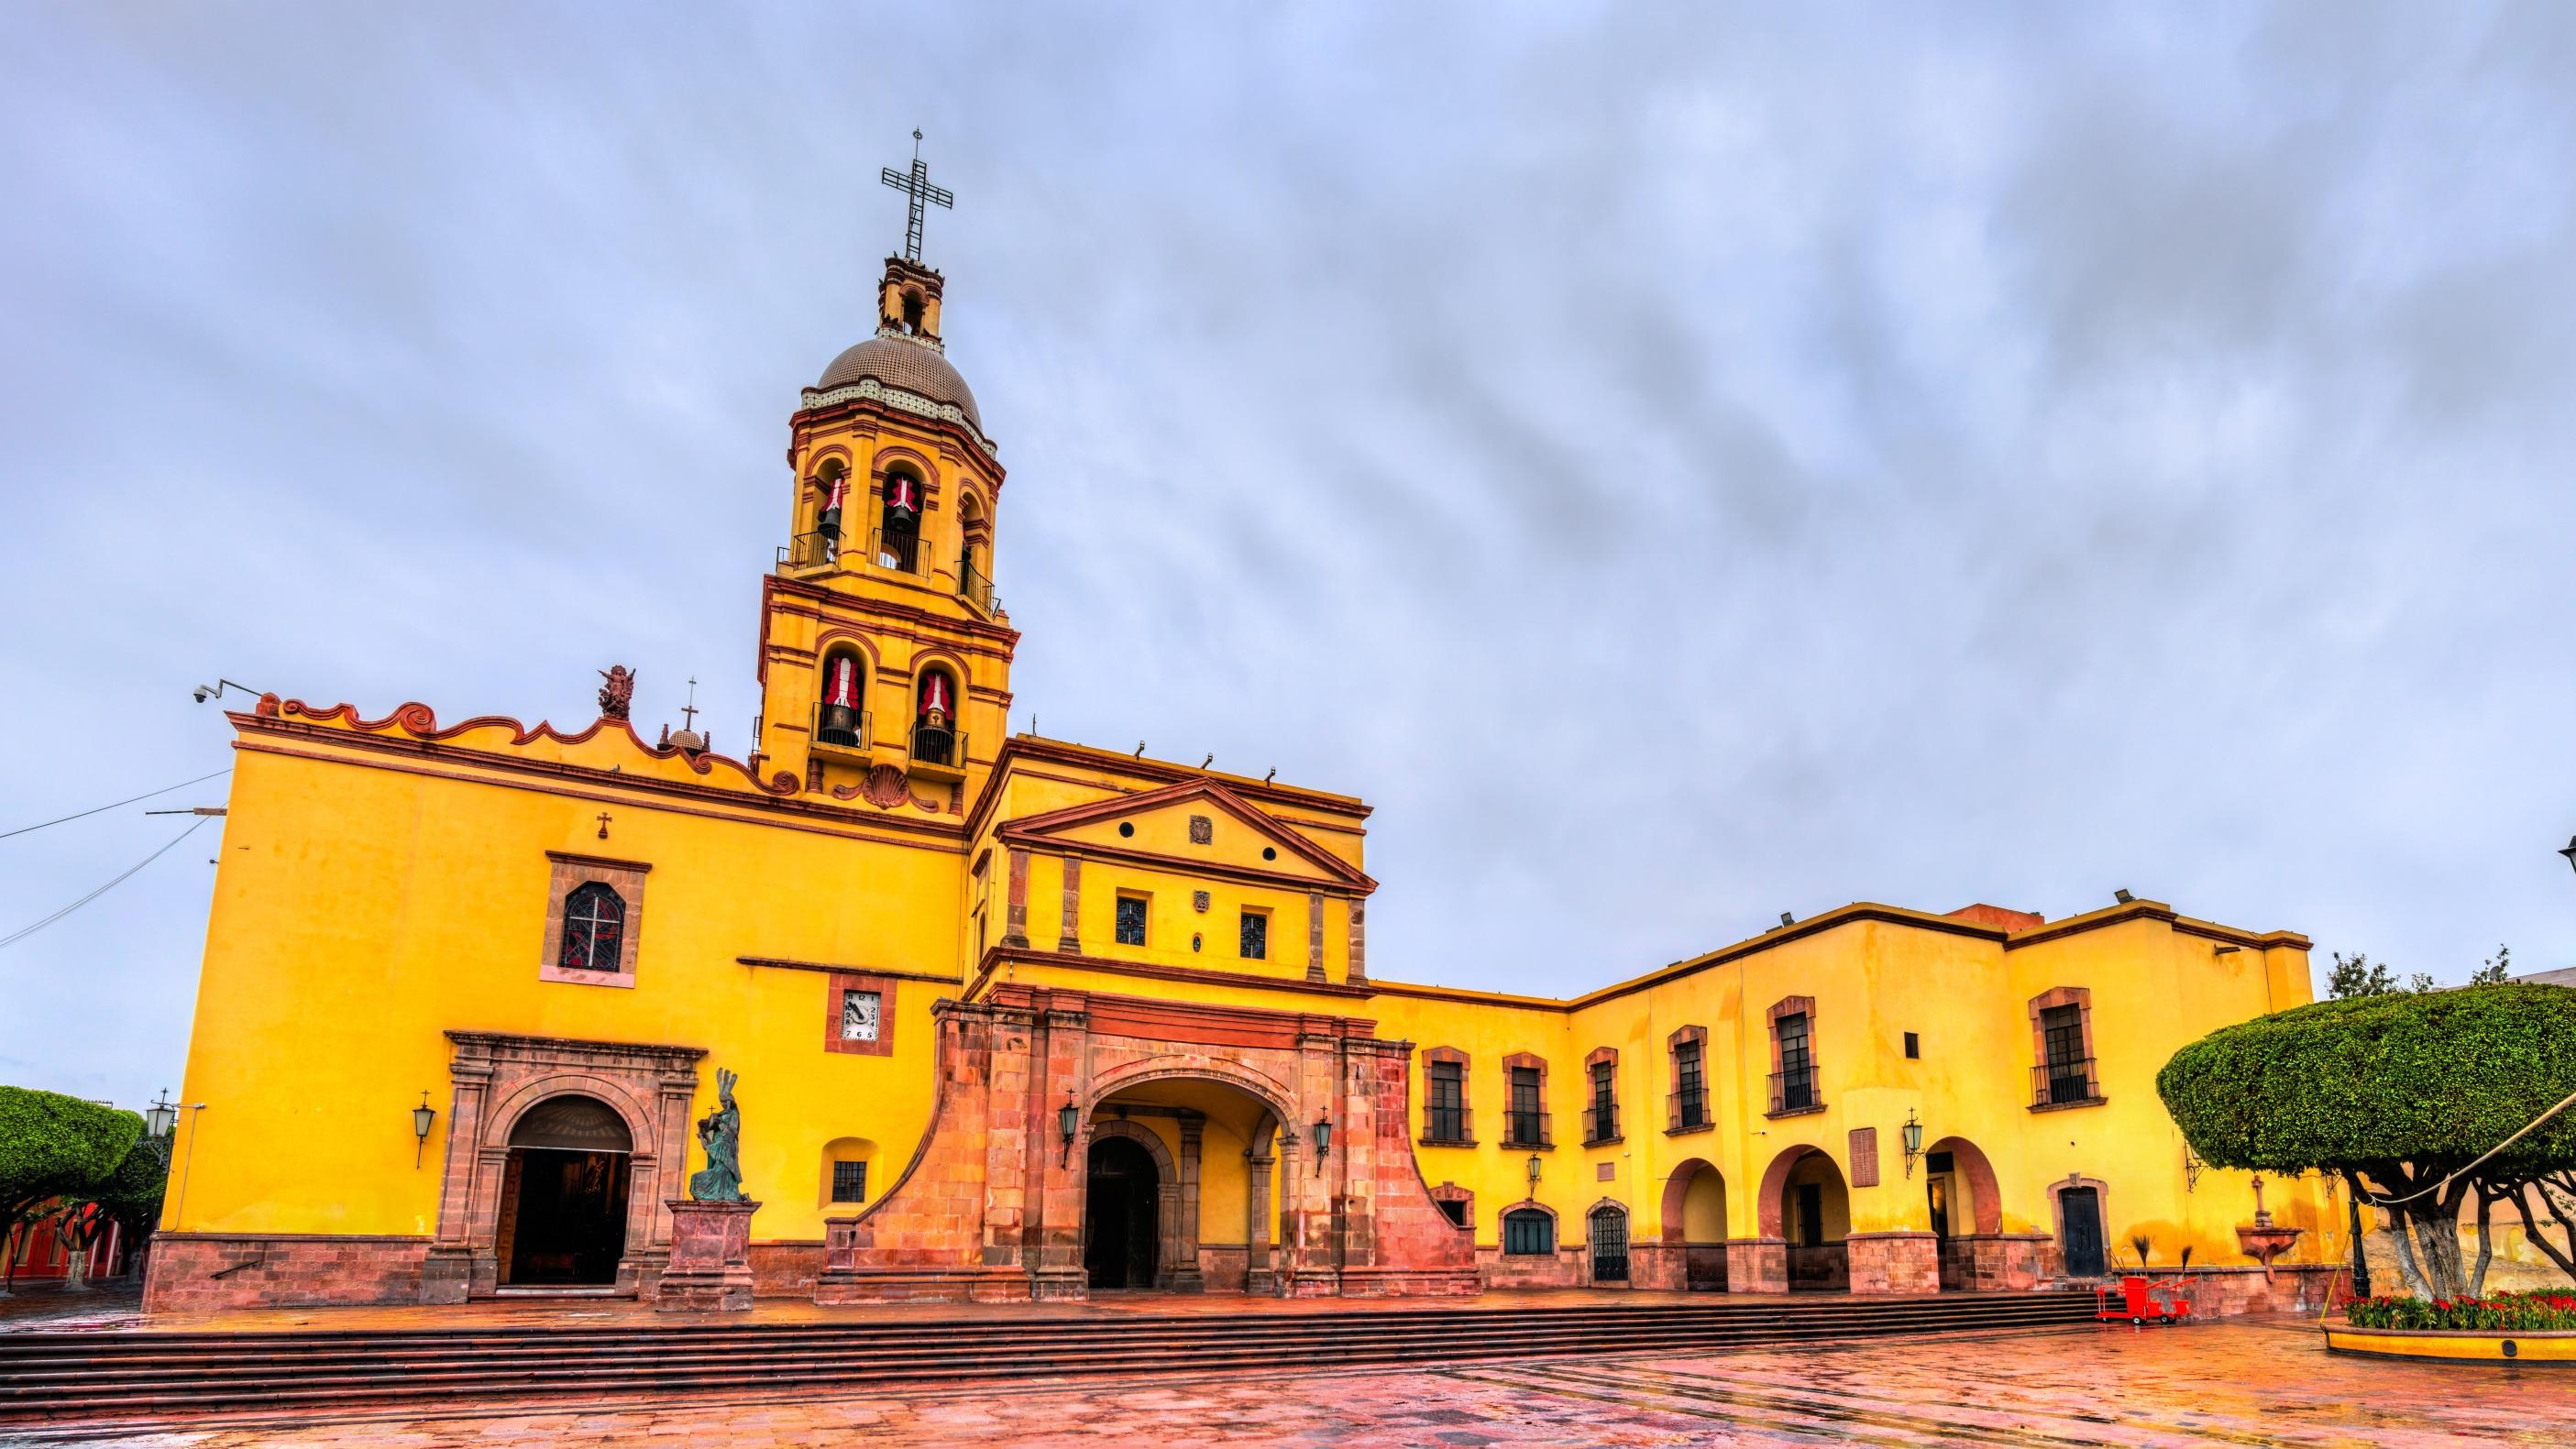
[149,222,2336,1313]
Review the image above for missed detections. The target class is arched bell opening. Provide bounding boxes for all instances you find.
[814,645,871,751]
[809,457,853,565]
[955,492,994,612]
[910,667,960,768]
[875,466,925,572]
[497,1094,633,1290]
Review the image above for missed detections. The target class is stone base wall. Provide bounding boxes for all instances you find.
[1788,1242,1850,1291]
[1846,1233,1939,1295]
[749,1241,826,1299]
[1199,1244,1251,1293]
[1476,1245,1590,1289]
[1727,1237,1789,1293]
[2129,1264,2343,1316]
[1941,1234,2049,1291]
[143,1234,428,1312]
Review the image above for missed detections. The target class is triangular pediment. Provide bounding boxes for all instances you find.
[996,779,1373,892]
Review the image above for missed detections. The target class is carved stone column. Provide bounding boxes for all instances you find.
[1171,1114,1205,1291]
[1245,1115,1278,1297]
[1056,853,1083,953]
[421,1055,494,1303]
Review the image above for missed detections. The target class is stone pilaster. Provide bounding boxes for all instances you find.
[1056,853,1083,953]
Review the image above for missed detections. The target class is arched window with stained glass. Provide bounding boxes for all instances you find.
[560,883,626,974]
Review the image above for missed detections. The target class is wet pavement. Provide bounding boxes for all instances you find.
[32,1317,2571,1446]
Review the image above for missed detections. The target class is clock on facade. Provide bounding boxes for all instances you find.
[841,990,882,1042]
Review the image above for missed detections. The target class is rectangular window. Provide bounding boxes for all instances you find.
[831,1159,868,1203]
[1426,1061,1467,1143]
[1238,909,1268,960]
[2040,1004,2093,1103]
[841,989,882,1042]
[1903,1031,1920,1059]
[1507,1065,1545,1147]
[1115,894,1148,947]
[1436,1197,1469,1228]
[1503,1210,1554,1256]
[1775,1013,1816,1111]
[1674,1040,1707,1129]
[1586,1060,1618,1143]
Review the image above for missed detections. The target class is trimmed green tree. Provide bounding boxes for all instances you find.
[0,1086,144,1294]
[2157,983,2576,1300]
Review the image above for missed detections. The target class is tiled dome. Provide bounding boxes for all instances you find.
[813,335,982,434]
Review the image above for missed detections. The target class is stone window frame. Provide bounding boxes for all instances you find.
[1238,906,1270,961]
[2027,985,2107,1113]
[1503,1052,1552,1149]
[538,851,651,988]
[1420,1048,1474,1146]
[1765,995,1824,1118]
[1429,1180,1473,1230]
[823,971,897,1057]
[1500,1201,1559,1257]
[1114,891,1150,948]
[1582,1046,1623,1146]
[1666,1025,1713,1135]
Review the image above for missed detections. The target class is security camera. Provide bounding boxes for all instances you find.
[192,685,213,703]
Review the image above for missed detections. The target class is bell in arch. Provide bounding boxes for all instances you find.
[819,656,863,746]
[883,473,920,534]
[816,472,848,545]
[918,671,952,730]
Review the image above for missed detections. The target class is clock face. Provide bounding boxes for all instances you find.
[842,990,881,1041]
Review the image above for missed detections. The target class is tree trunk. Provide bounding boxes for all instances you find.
[2387,1210,2433,1299]
[2405,1191,2469,1300]
[2515,1175,2576,1282]
[2469,1189,2494,1299]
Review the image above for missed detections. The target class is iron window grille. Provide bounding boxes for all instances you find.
[831,1160,868,1203]
[1772,1012,1819,1112]
[1583,1063,1620,1144]
[1672,1041,1709,1129]
[1504,1067,1551,1148]
[1590,1210,1631,1282]
[1238,910,1268,960]
[1503,1210,1554,1257]
[2034,1055,2101,1107]
[1115,895,1148,947]
[1425,1061,1469,1144]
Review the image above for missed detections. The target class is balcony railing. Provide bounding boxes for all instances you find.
[908,724,968,784]
[1422,1105,1469,1145]
[1502,1113,1552,1150]
[810,703,870,753]
[1768,1067,1821,1115]
[1582,1103,1620,1145]
[1668,1090,1710,1132]
[869,526,919,574]
[2033,1057,2102,1108]
[778,531,836,570]
[958,557,996,614]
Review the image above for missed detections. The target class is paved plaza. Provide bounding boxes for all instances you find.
[24,1317,2566,1447]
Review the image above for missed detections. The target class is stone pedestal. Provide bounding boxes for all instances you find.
[1845,1231,1940,1294]
[657,1199,759,1312]
[1725,1236,1788,1293]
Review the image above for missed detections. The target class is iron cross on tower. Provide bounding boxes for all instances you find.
[880,130,953,264]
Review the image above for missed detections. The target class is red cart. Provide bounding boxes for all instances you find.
[2097,1274,2193,1324]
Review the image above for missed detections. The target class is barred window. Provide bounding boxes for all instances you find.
[559,883,625,973]
[831,1159,868,1203]
[1675,1040,1707,1127]
[1115,895,1148,947]
[1507,1065,1545,1146]
[1426,1060,1467,1142]
[1238,909,1268,960]
[1503,1209,1554,1257]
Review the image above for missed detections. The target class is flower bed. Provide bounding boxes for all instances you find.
[2344,1291,2576,1333]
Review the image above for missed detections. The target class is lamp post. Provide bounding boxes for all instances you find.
[143,1091,176,1140]
[1900,1111,1925,1179]
[1311,1115,1332,1176]
[411,1092,436,1169]
[1057,1094,1080,1168]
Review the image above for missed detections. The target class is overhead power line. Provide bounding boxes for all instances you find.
[0,769,232,840]
[0,816,214,951]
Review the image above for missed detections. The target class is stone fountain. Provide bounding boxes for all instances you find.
[2233,1173,2304,1281]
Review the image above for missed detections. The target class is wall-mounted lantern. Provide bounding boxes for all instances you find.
[1057,1094,1080,1167]
[2183,1143,2205,1192]
[1525,1152,1542,1186]
[412,1091,437,1168]
[1900,1110,1925,1179]
[1311,1115,1332,1175]
[144,1090,177,1140]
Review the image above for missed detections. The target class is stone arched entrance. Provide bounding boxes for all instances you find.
[1921,1136,2039,1290]
[422,1031,704,1302]
[1647,1158,1728,1290]
[497,1094,633,1289]
[818,983,1477,1302]
[1084,1131,1162,1290]
[1758,1144,1851,1292]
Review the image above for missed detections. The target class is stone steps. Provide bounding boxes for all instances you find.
[0,1292,2099,1426]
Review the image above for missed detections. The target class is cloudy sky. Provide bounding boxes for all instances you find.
[4,3,2572,1109]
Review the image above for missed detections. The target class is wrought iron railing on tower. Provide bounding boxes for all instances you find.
[811,703,871,752]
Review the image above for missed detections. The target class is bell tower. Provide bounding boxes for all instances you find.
[755,139,1013,818]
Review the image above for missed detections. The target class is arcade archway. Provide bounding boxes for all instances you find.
[1658,1158,1730,1290]
[1759,1145,1851,1292]
[1083,1072,1295,1295]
